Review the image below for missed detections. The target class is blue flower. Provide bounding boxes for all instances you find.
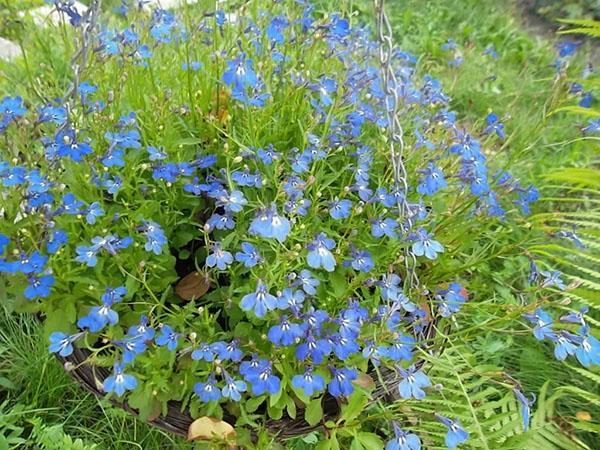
[436,283,467,317]
[0,96,26,132]
[46,230,68,254]
[297,270,320,295]
[539,270,566,290]
[296,332,332,364]
[115,335,147,364]
[292,367,325,396]
[38,105,67,125]
[0,234,10,255]
[382,334,415,361]
[241,280,278,318]
[410,228,444,260]
[127,315,155,341]
[206,242,233,270]
[245,361,281,396]
[386,422,421,450]
[222,56,259,90]
[24,275,54,299]
[191,342,216,362]
[332,334,360,359]
[523,308,555,341]
[155,325,180,352]
[552,331,579,361]
[328,367,357,398]
[61,193,85,215]
[75,245,98,267]
[371,217,399,238]
[140,221,167,255]
[306,233,337,272]
[77,286,125,332]
[212,340,243,362]
[345,248,375,273]
[103,363,137,397]
[256,145,281,164]
[514,388,535,431]
[329,199,352,220]
[575,326,600,367]
[194,375,222,402]
[276,288,306,310]
[398,365,430,400]
[417,163,447,196]
[48,331,82,357]
[147,146,167,161]
[483,113,505,139]
[249,207,291,243]
[235,242,262,268]
[435,414,469,449]
[221,371,247,401]
[268,316,304,346]
[85,202,105,225]
[55,129,93,162]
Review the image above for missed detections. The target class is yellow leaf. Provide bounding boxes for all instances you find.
[576,411,592,421]
[187,416,236,442]
[175,272,211,301]
[352,373,375,390]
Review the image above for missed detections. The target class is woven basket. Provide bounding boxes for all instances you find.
[55,317,437,440]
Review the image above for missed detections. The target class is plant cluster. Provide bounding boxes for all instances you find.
[0,0,597,448]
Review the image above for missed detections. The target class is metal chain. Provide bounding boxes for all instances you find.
[373,0,420,292]
[59,0,103,131]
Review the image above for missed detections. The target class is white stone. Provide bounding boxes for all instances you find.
[24,1,88,27]
[0,37,21,61]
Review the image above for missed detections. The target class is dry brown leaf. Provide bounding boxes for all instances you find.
[175,272,210,300]
[187,416,236,441]
[576,411,592,421]
[353,372,375,390]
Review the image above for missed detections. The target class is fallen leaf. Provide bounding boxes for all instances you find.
[352,372,375,390]
[576,411,592,421]
[175,272,210,300]
[187,416,236,441]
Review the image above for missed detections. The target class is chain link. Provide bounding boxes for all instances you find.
[373,0,420,292]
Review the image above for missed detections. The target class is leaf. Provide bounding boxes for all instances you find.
[127,388,162,422]
[352,372,375,391]
[355,432,384,450]
[187,416,236,441]
[305,397,323,426]
[175,272,210,300]
[339,392,368,423]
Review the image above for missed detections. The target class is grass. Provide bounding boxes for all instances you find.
[0,0,598,448]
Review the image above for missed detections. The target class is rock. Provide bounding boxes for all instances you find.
[0,37,21,61]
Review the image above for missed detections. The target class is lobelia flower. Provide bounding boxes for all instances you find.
[206,242,233,270]
[382,334,415,361]
[103,363,137,397]
[296,269,320,295]
[212,340,243,362]
[435,414,469,449]
[483,113,505,139]
[574,326,600,367]
[241,280,278,318]
[24,275,55,299]
[539,270,566,290]
[559,306,588,326]
[345,247,375,273]
[222,55,259,90]
[0,96,27,132]
[417,162,447,196]
[256,145,281,165]
[155,325,181,352]
[436,283,467,317]
[194,375,222,402]
[523,308,555,341]
[54,129,93,162]
[410,228,444,260]
[191,342,216,362]
[48,331,83,357]
[85,202,105,225]
[386,422,421,450]
[371,217,399,239]
[244,360,281,396]
[115,335,147,364]
[327,366,357,398]
[77,286,126,332]
[276,287,306,311]
[268,315,304,346]
[0,234,9,255]
[292,367,325,396]
[140,221,167,255]
[331,333,360,359]
[552,331,580,361]
[127,315,155,341]
[296,332,332,364]
[514,388,535,431]
[329,199,352,220]
[397,365,431,400]
[249,206,291,243]
[234,242,262,268]
[221,371,247,401]
[306,233,337,272]
[46,230,68,254]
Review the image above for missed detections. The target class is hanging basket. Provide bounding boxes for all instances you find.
[55,317,438,440]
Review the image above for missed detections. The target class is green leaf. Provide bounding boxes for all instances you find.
[355,432,384,449]
[305,397,323,426]
[339,391,368,423]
